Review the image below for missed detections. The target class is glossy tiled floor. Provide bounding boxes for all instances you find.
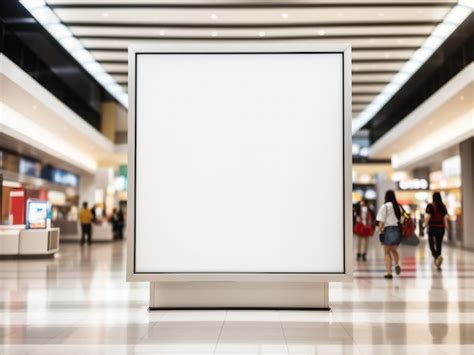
[0,238,473,354]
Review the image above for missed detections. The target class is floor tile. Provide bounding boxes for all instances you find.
[216,321,287,352]
[0,239,472,354]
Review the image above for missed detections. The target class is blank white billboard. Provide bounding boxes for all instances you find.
[130,45,351,276]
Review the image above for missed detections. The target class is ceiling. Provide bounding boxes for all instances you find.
[370,62,473,169]
[1,53,126,174]
[20,0,472,131]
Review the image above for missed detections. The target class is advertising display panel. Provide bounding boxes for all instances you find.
[128,43,352,283]
[26,200,48,229]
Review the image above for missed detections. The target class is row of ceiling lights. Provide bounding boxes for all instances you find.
[136,30,273,37]
[100,11,397,19]
[102,33,418,40]
[106,30,330,38]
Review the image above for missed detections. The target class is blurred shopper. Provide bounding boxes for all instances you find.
[79,202,93,245]
[425,192,449,271]
[117,209,125,239]
[91,204,98,223]
[376,190,402,279]
[111,208,125,240]
[354,199,375,261]
[111,208,119,239]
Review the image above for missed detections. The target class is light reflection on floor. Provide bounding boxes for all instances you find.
[0,238,473,354]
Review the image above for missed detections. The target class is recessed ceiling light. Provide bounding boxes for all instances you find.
[211,13,218,20]
[281,13,288,19]
[318,30,326,36]
[45,23,71,40]
[259,31,266,37]
[59,37,82,51]
[211,31,218,37]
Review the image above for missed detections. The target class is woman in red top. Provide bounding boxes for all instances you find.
[354,199,375,261]
[424,192,449,271]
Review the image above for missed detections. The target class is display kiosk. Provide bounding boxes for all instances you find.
[127,43,352,309]
[0,225,60,258]
[1,200,60,258]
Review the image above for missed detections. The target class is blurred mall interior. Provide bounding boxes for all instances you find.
[0,0,473,354]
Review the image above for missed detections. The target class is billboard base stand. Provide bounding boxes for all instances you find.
[149,281,329,310]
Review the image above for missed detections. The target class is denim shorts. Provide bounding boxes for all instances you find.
[383,226,401,245]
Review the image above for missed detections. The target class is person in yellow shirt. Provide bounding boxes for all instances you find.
[79,202,93,245]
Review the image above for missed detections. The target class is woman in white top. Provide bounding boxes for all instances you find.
[376,190,403,279]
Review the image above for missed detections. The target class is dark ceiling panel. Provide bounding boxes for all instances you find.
[367,14,474,143]
[0,0,121,130]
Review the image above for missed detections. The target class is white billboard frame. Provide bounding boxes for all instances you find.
[127,42,352,283]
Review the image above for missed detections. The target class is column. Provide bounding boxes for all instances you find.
[79,173,96,208]
[460,137,474,249]
[100,101,118,143]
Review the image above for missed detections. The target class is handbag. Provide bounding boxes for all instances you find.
[400,206,417,238]
[354,223,374,237]
[354,222,365,235]
[399,205,419,246]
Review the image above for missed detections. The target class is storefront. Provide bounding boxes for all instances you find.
[393,155,463,242]
[352,156,464,243]
[1,149,80,229]
[1,147,131,244]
